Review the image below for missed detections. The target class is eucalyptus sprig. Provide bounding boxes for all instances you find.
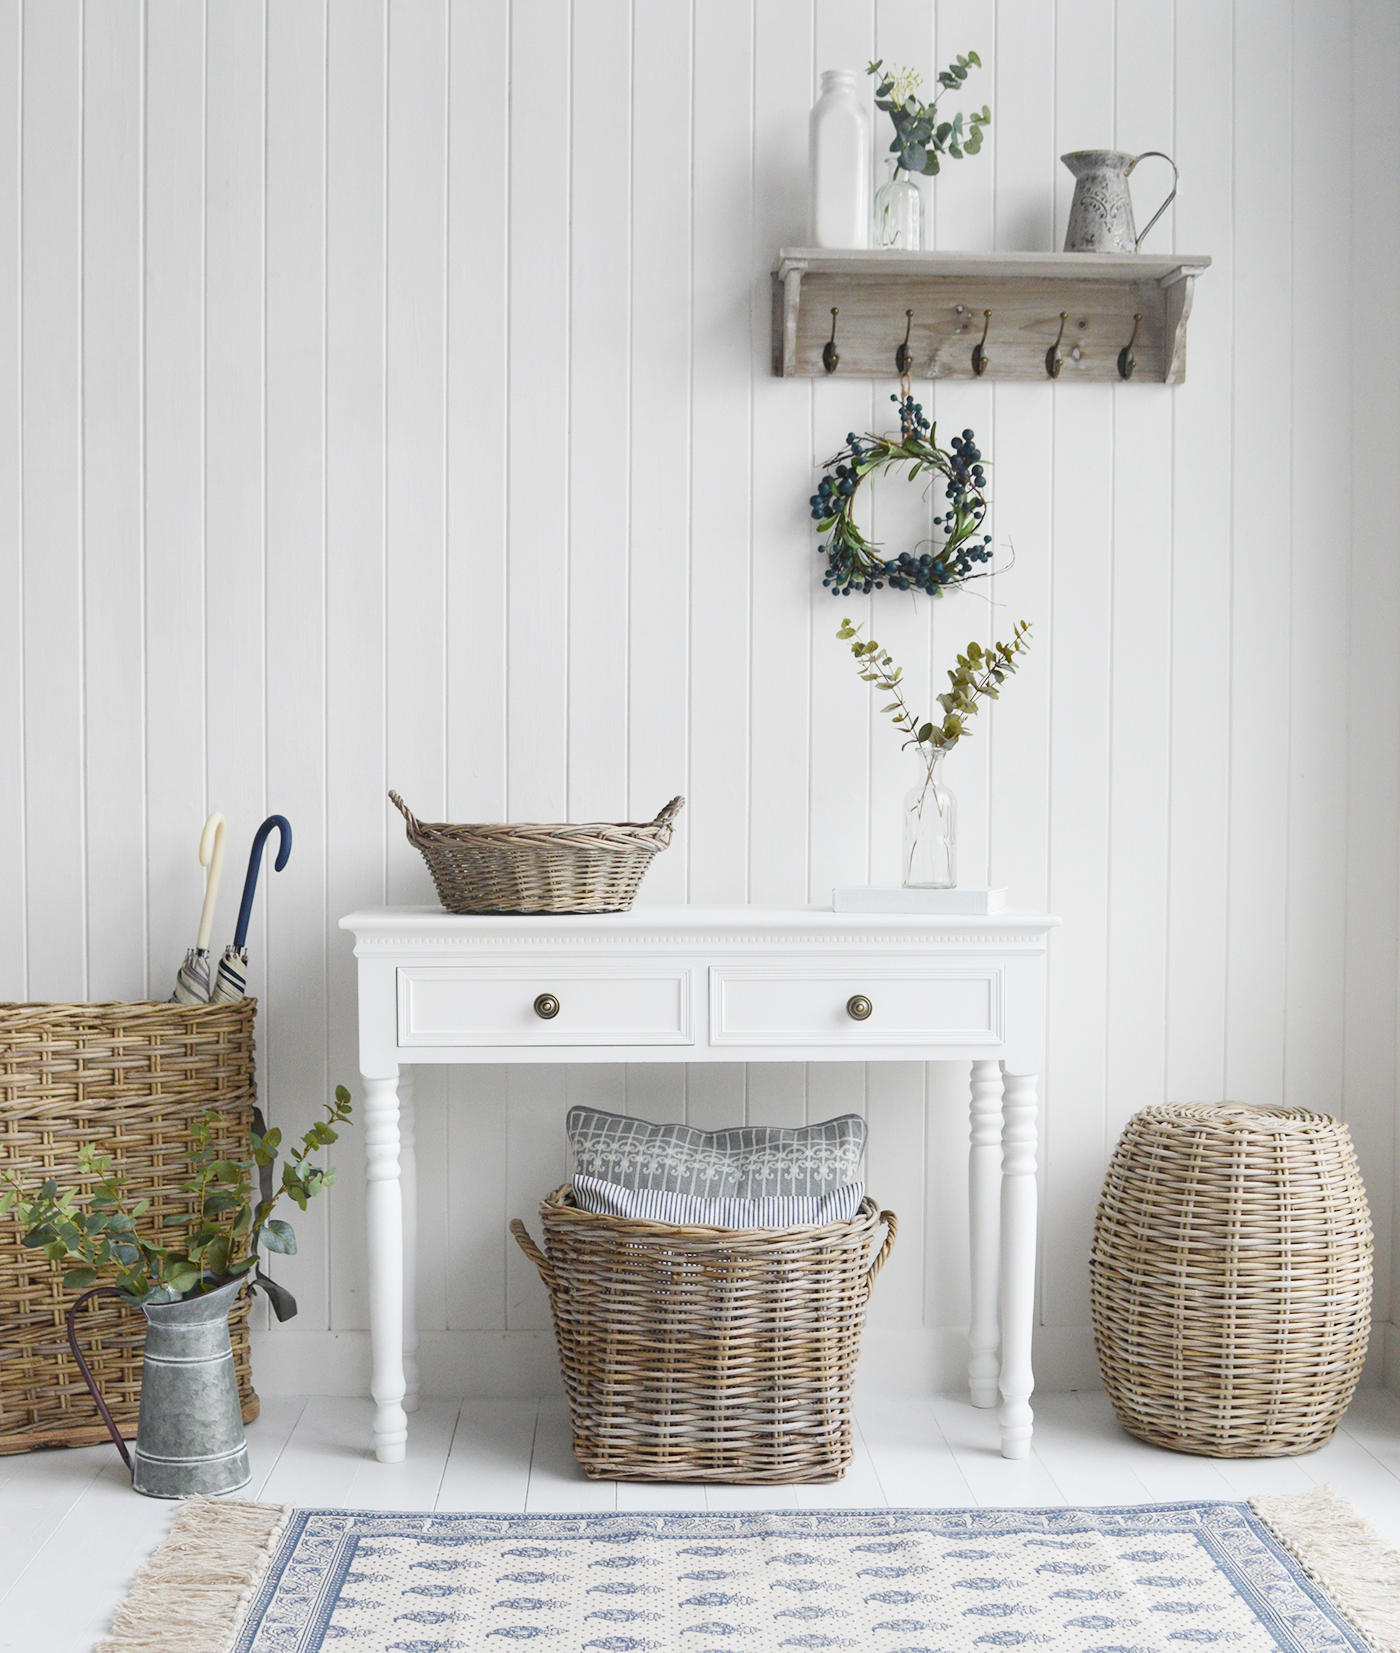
[0,1085,354,1313]
[838,618,1032,753]
[812,400,995,598]
[867,55,991,176]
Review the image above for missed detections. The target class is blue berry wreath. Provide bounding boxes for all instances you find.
[811,392,996,597]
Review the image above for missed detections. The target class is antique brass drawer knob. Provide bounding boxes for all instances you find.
[846,994,873,1022]
[533,993,560,1020]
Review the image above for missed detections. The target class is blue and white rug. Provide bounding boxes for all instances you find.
[99,1491,1399,1653]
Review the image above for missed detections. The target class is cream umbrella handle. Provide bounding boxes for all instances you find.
[194,813,227,952]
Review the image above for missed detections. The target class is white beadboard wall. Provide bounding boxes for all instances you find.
[3,0,1399,1398]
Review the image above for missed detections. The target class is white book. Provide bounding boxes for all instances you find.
[832,886,1008,915]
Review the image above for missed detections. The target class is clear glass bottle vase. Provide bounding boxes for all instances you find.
[873,158,922,250]
[903,743,956,888]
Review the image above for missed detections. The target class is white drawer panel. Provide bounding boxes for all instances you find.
[709,962,1003,1047]
[397,966,693,1048]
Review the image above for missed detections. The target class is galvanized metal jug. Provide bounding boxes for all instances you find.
[68,1275,251,1498]
[1061,149,1178,253]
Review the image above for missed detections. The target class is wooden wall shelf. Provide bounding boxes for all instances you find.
[772,249,1211,385]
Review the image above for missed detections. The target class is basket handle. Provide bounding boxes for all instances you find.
[510,1219,555,1292]
[863,1209,898,1297]
[387,791,422,835]
[648,795,686,845]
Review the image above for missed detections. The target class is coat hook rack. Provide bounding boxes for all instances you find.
[771,250,1211,383]
[1117,312,1142,380]
[971,309,992,378]
[1045,312,1068,380]
[895,309,914,375]
[822,308,840,374]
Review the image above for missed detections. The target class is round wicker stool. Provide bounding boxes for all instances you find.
[1090,1103,1372,1458]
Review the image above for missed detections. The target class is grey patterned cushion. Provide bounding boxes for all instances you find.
[566,1107,866,1198]
[572,1175,865,1228]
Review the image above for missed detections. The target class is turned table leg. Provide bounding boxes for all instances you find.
[998,1066,1039,1460]
[364,1068,408,1463]
[967,1059,1003,1408]
[399,1068,420,1415]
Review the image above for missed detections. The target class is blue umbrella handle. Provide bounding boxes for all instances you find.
[233,815,292,949]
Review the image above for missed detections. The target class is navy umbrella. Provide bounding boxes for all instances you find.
[209,815,292,1004]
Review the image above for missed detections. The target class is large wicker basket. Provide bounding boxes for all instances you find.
[0,1000,261,1454]
[391,791,684,915]
[1091,1103,1372,1458]
[512,1187,896,1483]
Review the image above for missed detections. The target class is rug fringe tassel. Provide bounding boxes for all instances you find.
[94,1496,290,1653]
[1254,1485,1400,1653]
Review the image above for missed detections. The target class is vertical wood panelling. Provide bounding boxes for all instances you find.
[1225,0,1292,1105]
[82,0,146,1005]
[1283,0,1350,1116]
[688,0,754,903]
[566,0,631,826]
[263,0,329,1327]
[22,1,85,1000]
[626,0,691,896]
[1347,0,1400,1323]
[1165,0,1234,1107]
[385,0,450,1333]
[6,0,1399,1387]
[1103,0,1174,1144]
[143,1,206,996]
[326,0,386,1334]
[0,0,21,999]
[505,0,570,824]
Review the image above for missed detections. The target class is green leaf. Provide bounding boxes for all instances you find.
[64,1267,98,1290]
[260,1219,297,1255]
[335,1084,351,1106]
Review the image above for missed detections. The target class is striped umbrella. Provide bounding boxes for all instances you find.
[210,815,292,1004]
[170,813,227,1005]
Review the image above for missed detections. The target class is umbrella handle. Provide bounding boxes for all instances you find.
[194,813,227,953]
[232,814,293,949]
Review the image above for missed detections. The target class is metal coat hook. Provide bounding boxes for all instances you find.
[971,310,992,378]
[895,309,914,375]
[1045,312,1068,379]
[1117,311,1142,380]
[822,307,840,374]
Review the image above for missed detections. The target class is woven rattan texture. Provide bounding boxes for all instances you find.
[1090,1103,1372,1459]
[390,791,684,914]
[0,1001,260,1454]
[512,1187,896,1483]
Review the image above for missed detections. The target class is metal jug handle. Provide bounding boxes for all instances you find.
[65,1286,134,1470]
[1128,151,1178,250]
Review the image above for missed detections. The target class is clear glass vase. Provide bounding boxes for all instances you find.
[903,743,956,888]
[873,159,922,250]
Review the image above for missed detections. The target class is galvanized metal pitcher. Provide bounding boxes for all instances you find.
[68,1275,251,1498]
[1062,149,1178,253]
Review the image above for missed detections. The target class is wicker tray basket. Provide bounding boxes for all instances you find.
[512,1187,896,1483]
[1091,1103,1372,1458]
[390,791,684,915]
[0,1000,261,1455]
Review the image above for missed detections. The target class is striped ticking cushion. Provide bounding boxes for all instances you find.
[571,1174,865,1229]
[566,1107,866,1198]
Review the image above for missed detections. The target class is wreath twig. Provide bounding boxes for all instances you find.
[811,391,996,598]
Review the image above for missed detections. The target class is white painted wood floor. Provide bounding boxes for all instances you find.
[7,1388,1400,1652]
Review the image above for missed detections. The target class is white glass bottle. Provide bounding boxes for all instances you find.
[808,69,871,249]
[873,158,922,250]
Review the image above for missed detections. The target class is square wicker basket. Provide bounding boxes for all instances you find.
[512,1187,896,1483]
[0,1000,260,1454]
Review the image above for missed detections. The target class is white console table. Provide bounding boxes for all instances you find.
[339,904,1058,1465]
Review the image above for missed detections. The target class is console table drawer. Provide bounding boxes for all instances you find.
[708,963,1003,1047]
[397,967,693,1048]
